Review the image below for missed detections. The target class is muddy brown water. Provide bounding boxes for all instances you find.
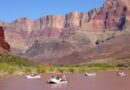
[0,71,130,90]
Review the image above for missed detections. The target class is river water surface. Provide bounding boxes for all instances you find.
[0,71,130,90]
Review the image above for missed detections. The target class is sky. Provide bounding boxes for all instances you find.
[0,0,105,22]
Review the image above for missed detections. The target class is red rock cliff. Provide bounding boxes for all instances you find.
[0,26,10,51]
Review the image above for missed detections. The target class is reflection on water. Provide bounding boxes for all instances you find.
[0,71,130,90]
[51,83,68,89]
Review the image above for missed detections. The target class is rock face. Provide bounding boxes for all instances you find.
[25,41,80,62]
[0,26,10,51]
[81,0,130,31]
[33,15,65,30]
[54,33,130,65]
[8,17,34,34]
[123,0,130,21]
[65,12,81,27]
[0,0,129,52]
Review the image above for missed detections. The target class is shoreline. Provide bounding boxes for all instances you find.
[0,67,128,79]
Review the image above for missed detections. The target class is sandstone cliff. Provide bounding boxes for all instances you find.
[0,0,129,52]
[3,0,129,32]
[0,26,10,51]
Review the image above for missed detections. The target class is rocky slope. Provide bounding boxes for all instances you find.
[53,32,130,64]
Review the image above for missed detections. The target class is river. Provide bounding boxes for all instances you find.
[0,71,129,90]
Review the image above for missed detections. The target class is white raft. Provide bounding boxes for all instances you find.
[85,72,96,77]
[117,71,125,76]
[48,76,68,84]
[26,73,41,79]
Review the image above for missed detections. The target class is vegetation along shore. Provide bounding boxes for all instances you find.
[0,50,129,77]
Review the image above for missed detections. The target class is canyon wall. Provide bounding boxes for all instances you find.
[0,0,129,51]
